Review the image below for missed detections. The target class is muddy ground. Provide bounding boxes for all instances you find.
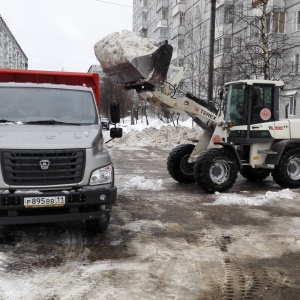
[0,144,299,299]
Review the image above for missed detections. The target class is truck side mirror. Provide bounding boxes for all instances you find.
[110,127,123,139]
[218,89,224,100]
[110,102,120,123]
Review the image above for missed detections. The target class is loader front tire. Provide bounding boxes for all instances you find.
[240,166,271,182]
[194,148,238,193]
[167,144,195,183]
[272,148,300,188]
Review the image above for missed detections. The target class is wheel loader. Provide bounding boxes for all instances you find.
[99,42,300,193]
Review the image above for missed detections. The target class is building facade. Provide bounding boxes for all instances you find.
[0,16,28,70]
[132,0,300,118]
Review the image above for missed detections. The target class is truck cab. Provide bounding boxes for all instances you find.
[0,69,121,233]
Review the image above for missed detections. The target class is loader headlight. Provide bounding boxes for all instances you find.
[89,165,113,185]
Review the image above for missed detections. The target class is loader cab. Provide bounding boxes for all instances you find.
[224,80,284,143]
[224,80,284,128]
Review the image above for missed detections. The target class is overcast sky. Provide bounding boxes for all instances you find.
[0,0,133,72]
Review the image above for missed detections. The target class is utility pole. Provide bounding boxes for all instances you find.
[208,0,216,104]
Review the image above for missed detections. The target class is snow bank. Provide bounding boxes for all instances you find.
[94,30,157,70]
[122,176,164,191]
[207,189,296,206]
[109,117,203,148]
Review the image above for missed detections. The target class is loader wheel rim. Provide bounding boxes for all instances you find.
[180,154,194,176]
[287,157,300,180]
[209,160,230,184]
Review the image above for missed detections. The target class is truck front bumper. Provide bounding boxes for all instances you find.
[0,186,117,225]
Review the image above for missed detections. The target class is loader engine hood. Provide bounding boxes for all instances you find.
[0,124,102,149]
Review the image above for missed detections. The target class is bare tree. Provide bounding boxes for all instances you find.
[100,75,133,119]
[181,10,209,100]
[229,0,298,83]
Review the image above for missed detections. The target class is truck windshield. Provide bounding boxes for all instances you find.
[225,83,248,126]
[0,87,98,124]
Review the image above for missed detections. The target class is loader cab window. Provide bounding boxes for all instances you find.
[252,85,273,123]
[225,83,248,126]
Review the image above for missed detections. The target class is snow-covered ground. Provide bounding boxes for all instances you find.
[108,116,300,206]
[0,116,300,299]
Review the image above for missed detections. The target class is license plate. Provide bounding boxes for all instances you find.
[24,196,65,208]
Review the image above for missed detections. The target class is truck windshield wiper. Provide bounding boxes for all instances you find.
[25,120,80,126]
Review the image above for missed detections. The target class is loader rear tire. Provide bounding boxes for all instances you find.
[194,148,238,193]
[272,148,300,188]
[167,144,195,183]
[240,166,271,181]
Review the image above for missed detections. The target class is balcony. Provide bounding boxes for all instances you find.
[172,2,186,17]
[139,21,148,31]
[153,27,169,43]
[156,0,168,12]
[172,25,185,38]
[157,19,168,28]
[216,0,234,8]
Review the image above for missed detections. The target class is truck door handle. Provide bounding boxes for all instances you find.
[252,126,260,129]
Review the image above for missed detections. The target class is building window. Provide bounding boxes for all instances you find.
[215,39,222,55]
[290,96,296,116]
[223,38,232,53]
[180,13,185,26]
[160,27,168,38]
[215,37,232,55]
[161,8,168,20]
[215,7,224,27]
[178,39,184,49]
[224,4,234,24]
[236,4,243,20]
[272,11,285,33]
[172,0,186,6]
[293,11,300,32]
[292,54,299,74]
[142,12,147,22]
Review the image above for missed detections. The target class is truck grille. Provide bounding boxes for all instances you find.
[2,149,85,185]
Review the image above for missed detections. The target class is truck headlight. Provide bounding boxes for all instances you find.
[89,165,113,185]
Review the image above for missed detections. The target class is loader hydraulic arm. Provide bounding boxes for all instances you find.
[136,61,223,129]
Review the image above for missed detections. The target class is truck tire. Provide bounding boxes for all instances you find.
[194,148,238,193]
[167,144,195,183]
[272,148,300,188]
[85,211,111,233]
[240,166,271,181]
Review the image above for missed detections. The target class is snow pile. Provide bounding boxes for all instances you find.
[208,189,296,206]
[94,30,157,70]
[264,189,295,200]
[109,117,203,148]
[121,176,164,191]
[111,125,202,148]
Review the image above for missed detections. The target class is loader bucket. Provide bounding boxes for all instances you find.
[103,42,173,90]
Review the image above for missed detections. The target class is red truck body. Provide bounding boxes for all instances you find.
[0,69,100,108]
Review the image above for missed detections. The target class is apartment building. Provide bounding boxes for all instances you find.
[133,0,300,117]
[0,16,28,70]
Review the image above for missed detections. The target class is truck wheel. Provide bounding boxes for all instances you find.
[85,211,110,233]
[194,148,238,193]
[272,148,300,188]
[240,166,271,181]
[167,144,195,183]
